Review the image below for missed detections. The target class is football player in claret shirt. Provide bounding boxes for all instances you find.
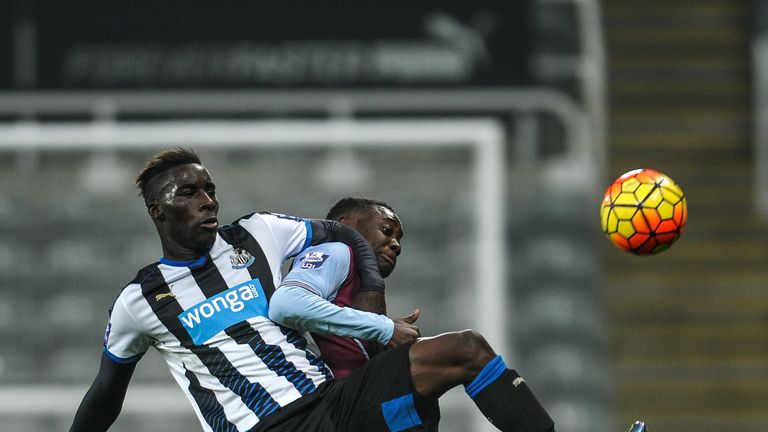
[71,147,555,432]
[276,196,444,428]
[270,201,556,432]
[300,197,407,379]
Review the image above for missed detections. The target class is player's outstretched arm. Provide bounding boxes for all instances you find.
[270,284,401,344]
[270,284,420,348]
[273,242,418,346]
[70,353,137,432]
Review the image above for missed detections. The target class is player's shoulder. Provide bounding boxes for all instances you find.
[242,211,304,223]
[224,211,306,232]
[294,242,351,269]
[258,211,304,222]
[116,262,162,298]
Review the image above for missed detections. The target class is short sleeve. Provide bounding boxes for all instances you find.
[103,293,150,364]
[280,242,352,301]
[241,212,311,261]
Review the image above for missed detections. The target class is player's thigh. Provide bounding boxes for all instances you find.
[327,343,439,431]
[408,331,496,398]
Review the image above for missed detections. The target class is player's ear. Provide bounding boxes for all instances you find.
[337,215,349,225]
[148,203,165,221]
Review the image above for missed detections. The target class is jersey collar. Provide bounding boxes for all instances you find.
[159,255,208,268]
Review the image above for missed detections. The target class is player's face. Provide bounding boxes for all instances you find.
[349,206,403,278]
[152,163,219,259]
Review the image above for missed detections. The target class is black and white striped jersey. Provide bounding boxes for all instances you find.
[104,212,332,432]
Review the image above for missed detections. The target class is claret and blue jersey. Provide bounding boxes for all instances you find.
[281,242,386,379]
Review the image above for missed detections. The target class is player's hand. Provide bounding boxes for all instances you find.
[399,308,420,325]
[387,308,421,348]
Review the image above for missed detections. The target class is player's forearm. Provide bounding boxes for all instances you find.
[309,219,385,292]
[70,383,123,432]
[352,290,387,315]
[270,284,394,345]
[71,354,135,432]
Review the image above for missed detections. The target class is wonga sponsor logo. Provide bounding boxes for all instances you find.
[178,279,268,345]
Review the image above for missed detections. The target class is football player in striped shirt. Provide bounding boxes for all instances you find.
[70,147,392,432]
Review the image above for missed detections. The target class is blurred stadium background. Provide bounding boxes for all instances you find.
[0,1,766,431]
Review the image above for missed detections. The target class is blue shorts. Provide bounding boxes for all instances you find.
[251,342,440,432]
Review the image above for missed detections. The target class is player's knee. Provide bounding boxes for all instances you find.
[453,329,496,376]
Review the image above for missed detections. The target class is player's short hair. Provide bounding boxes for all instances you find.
[135,147,202,205]
[326,197,396,221]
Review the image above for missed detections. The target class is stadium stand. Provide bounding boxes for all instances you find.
[604,1,768,431]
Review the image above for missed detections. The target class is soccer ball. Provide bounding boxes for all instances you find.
[600,168,687,255]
